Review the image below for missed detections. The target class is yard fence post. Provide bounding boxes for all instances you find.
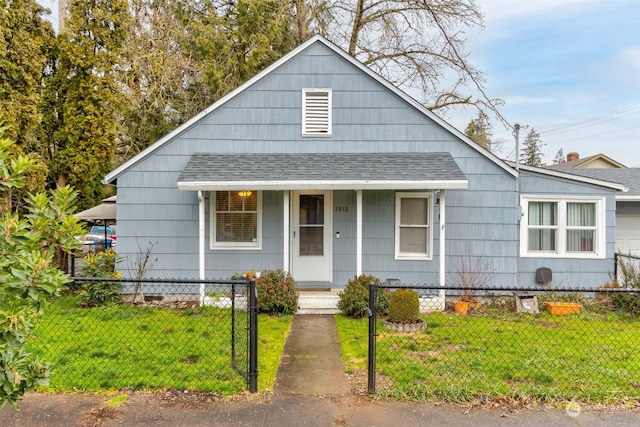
[248,278,258,393]
[231,282,236,364]
[368,281,377,394]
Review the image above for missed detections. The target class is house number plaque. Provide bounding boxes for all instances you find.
[334,206,350,212]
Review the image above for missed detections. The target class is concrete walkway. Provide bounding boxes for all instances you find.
[275,315,351,395]
[2,314,639,426]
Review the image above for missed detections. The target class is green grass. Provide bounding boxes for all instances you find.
[28,296,291,394]
[335,311,640,403]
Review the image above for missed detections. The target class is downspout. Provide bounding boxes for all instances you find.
[198,191,205,305]
[515,175,521,288]
[356,190,363,276]
[439,189,446,310]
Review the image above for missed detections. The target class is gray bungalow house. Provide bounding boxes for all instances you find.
[104,35,626,301]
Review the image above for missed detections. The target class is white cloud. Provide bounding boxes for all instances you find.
[619,46,640,73]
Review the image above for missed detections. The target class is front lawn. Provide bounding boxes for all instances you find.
[28,296,291,394]
[336,311,640,403]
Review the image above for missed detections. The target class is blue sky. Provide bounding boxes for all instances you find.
[450,0,640,166]
[38,0,639,166]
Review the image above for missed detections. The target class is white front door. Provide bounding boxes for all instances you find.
[291,191,332,282]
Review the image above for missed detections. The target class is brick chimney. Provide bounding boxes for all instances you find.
[567,152,579,162]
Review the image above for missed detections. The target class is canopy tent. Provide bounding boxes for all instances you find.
[74,196,116,221]
[74,196,116,249]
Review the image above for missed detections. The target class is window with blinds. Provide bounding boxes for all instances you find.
[211,191,261,249]
[302,89,331,135]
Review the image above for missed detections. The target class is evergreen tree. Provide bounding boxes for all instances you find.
[49,0,129,209]
[520,128,544,167]
[464,112,493,150]
[552,148,566,164]
[0,0,55,152]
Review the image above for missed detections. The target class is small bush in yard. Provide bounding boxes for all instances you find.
[602,256,640,317]
[603,281,640,317]
[257,270,298,315]
[79,249,123,307]
[388,289,420,323]
[338,274,390,318]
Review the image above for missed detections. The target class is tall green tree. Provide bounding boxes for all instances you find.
[49,0,129,209]
[0,0,56,152]
[464,111,493,150]
[520,128,544,167]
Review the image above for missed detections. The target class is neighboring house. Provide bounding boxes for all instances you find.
[545,167,640,256]
[548,152,627,169]
[104,35,627,294]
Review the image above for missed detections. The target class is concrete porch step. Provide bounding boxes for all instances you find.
[297,291,341,315]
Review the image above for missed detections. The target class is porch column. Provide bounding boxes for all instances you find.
[439,190,446,304]
[198,191,206,305]
[356,190,363,276]
[283,191,290,272]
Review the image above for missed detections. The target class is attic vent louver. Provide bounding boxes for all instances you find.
[302,89,332,136]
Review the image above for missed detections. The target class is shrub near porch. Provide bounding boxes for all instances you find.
[335,311,640,403]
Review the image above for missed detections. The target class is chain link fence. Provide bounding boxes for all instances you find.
[28,278,257,394]
[367,283,640,402]
[615,252,640,286]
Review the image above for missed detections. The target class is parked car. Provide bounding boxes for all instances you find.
[76,225,116,252]
[87,225,116,241]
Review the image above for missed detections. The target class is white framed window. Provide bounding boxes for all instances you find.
[302,88,331,136]
[520,196,605,258]
[395,192,433,260]
[210,190,262,250]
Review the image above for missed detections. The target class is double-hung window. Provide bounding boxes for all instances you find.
[211,190,261,249]
[395,192,433,260]
[521,196,604,258]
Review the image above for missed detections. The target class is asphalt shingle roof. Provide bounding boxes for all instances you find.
[552,168,640,198]
[177,152,467,190]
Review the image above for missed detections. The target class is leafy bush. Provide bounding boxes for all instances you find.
[603,281,640,317]
[79,249,123,307]
[338,274,390,318]
[602,256,640,317]
[388,289,420,323]
[257,270,298,315]
[0,133,82,409]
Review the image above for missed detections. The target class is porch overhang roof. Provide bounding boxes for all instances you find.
[177,153,469,191]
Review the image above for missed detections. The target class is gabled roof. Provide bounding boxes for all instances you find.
[177,153,468,191]
[549,168,640,200]
[105,35,516,184]
[547,153,627,169]
[509,162,629,193]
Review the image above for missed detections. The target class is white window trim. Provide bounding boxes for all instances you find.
[210,191,262,250]
[302,88,332,136]
[520,195,606,259]
[395,192,433,260]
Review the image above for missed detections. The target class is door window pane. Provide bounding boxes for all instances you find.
[300,226,323,256]
[299,195,324,225]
